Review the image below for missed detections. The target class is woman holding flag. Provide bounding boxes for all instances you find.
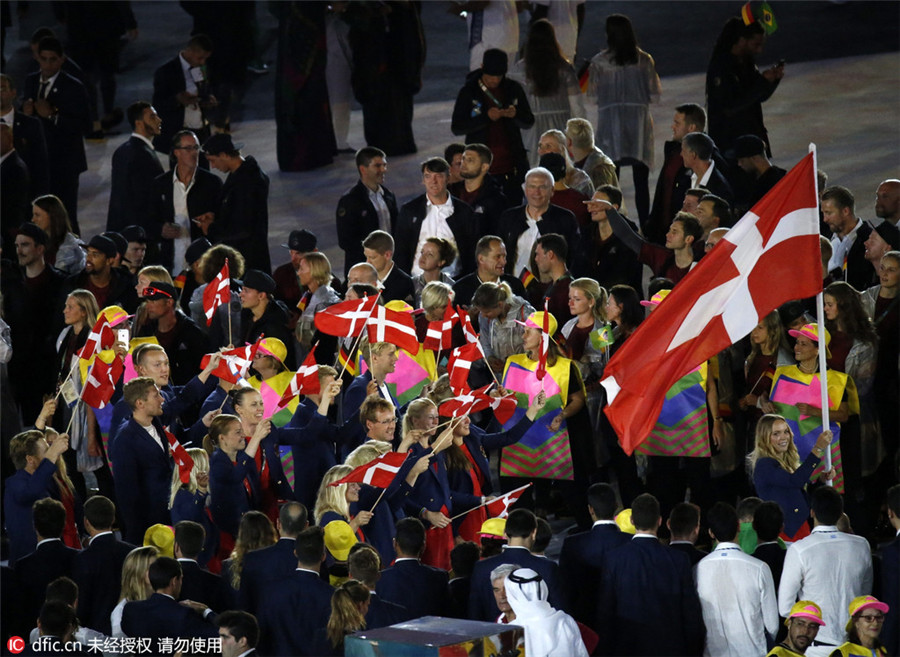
[246,337,300,425]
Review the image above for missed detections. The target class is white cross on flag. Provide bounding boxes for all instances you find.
[278,344,321,407]
[423,301,458,351]
[439,383,494,417]
[486,484,532,519]
[314,295,379,338]
[81,355,124,409]
[78,316,116,361]
[202,259,230,326]
[601,149,823,455]
[328,451,408,489]
[366,304,420,354]
[457,307,479,344]
[203,337,263,385]
[447,341,485,395]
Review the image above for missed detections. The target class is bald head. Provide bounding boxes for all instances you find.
[347,262,378,287]
[876,179,900,224]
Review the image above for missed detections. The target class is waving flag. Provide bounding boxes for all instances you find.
[601,150,823,455]
[202,338,263,385]
[278,345,321,407]
[487,484,532,519]
[202,259,230,326]
[423,302,458,351]
[447,341,484,394]
[489,392,519,425]
[81,354,124,409]
[457,307,479,344]
[78,316,116,361]
[164,428,195,484]
[328,451,408,488]
[315,295,379,338]
[439,384,494,417]
[366,304,419,354]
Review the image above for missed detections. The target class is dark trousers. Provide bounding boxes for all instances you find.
[615,158,651,224]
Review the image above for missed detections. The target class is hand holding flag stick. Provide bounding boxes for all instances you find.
[447,483,533,521]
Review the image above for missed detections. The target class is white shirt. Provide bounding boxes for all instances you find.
[179,53,204,129]
[412,196,459,277]
[138,420,167,453]
[777,525,873,646]
[131,132,155,151]
[691,159,716,189]
[0,108,14,124]
[172,166,197,272]
[37,71,60,98]
[694,541,779,657]
[367,185,392,233]
[515,208,543,276]
[0,150,10,165]
[827,218,862,274]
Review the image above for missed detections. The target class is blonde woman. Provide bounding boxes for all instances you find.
[747,414,832,541]
[561,278,609,379]
[314,465,373,538]
[221,510,276,593]
[110,546,159,638]
[169,447,218,569]
[321,580,370,656]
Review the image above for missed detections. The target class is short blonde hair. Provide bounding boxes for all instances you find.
[566,118,595,150]
[421,281,454,315]
[369,341,396,358]
[169,447,210,508]
[137,265,174,287]
[302,252,333,286]
[345,441,390,468]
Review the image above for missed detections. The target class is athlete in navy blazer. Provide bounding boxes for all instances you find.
[107,112,165,235]
[16,538,80,631]
[122,588,218,642]
[209,448,259,537]
[239,535,300,615]
[3,458,57,566]
[366,592,410,628]
[375,518,449,617]
[176,559,226,611]
[286,398,339,508]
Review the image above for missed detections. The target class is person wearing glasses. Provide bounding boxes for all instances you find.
[830,596,890,657]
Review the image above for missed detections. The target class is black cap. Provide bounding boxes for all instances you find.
[17,222,48,246]
[142,281,178,301]
[538,153,566,182]
[733,134,766,159]
[778,301,810,328]
[202,133,243,155]
[482,49,508,76]
[84,235,118,258]
[121,225,148,244]
[872,220,900,251]
[185,238,213,265]
[281,229,318,252]
[102,231,128,258]
[241,269,276,295]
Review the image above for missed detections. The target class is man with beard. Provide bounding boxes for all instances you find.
[447,143,508,236]
[767,601,826,656]
[59,234,138,314]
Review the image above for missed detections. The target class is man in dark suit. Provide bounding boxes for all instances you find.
[107,101,164,239]
[72,496,136,635]
[152,35,215,154]
[256,526,334,656]
[122,557,219,641]
[468,509,562,622]
[558,483,630,627]
[681,132,734,204]
[752,501,787,590]
[0,73,49,200]
[498,167,579,277]
[1,123,31,252]
[239,501,308,614]
[879,484,900,656]
[599,493,705,657]
[349,545,410,628]
[394,157,477,278]
[452,235,526,308]
[376,518,449,617]
[667,502,708,568]
[153,130,222,273]
[108,377,174,545]
[362,230,415,304]
[216,610,259,657]
[15,499,79,630]
[174,521,225,611]
[336,147,399,278]
[822,185,874,291]
[22,37,90,234]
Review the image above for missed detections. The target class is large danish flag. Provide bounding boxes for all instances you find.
[202,259,230,326]
[81,355,124,409]
[423,301,458,351]
[601,150,823,455]
[447,341,485,394]
[328,451,408,488]
[366,304,420,354]
[314,295,379,338]
[78,316,116,361]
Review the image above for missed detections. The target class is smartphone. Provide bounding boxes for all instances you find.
[117,329,130,345]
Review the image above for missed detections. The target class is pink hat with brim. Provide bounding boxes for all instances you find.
[785,600,826,627]
[640,289,671,307]
[846,595,890,632]
[788,323,832,359]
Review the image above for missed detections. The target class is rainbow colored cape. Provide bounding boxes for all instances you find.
[636,363,710,457]
[250,371,299,427]
[361,346,437,407]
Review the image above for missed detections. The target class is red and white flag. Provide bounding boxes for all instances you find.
[165,428,195,484]
[81,356,124,409]
[457,307,479,344]
[78,316,116,361]
[423,301,458,351]
[328,451,408,488]
[202,259,230,326]
[535,299,550,381]
[202,338,263,385]
[314,295,379,338]
[278,345,321,407]
[601,150,823,455]
[439,383,494,417]
[366,304,420,354]
[486,483,532,519]
[489,392,519,425]
[447,341,485,394]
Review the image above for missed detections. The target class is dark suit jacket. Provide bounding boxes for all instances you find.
[108,417,174,545]
[752,542,786,590]
[696,164,734,204]
[177,560,226,612]
[878,536,899,656]
[498,204,579,275]
[669,541,708,568]
[448,175,509,236]
[256,569,334,656]
[15,539,80,627]
[452,272,526,308]
[1,150,32,251]
[209,156,271,273]
[375,558,449,617]
[22,71,90,176]
[447,577,471,620]
[336,180,398,277]
[238,538,298,614]
[599,536,705,657]
[209,448,259,537]
[394,194,477,278]
[60,267,139,315]
[833,220,875,291]
[152,55,211,153]
[11,110,49,198]
[152,167,222,271]
[366,592,409,628]
[135,309,210,386]
[558,522,630,627]
[3,461,57,565]
[468,546,562,622]
[107,136,165,234]
[381,265,415,304]
[122,592,218,640]
[72,533,137,635]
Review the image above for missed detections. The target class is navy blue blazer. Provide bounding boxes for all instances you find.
[598,536,704,657]
[238,538,298,614]
[3,460,57,565]
[336,180,399,278]
[170,487,218,568]
[393,194,477,277]
[341,371,400,458]
[209,448,259,537]
[107,136,165,234]
[366,592,410,628]
[109,417,173,545]
[286,399,339,508]
[122,592,218,640]
[256,569,334,657]
[669,541,708,568]
[72,533,137,635]
[15,539,80,627]
[11,110,50,198]
[407,446,453,519]
[375,558,449,618]
[753,452,821,537]
[177,559,226,612]
[498,204,580,275]
[22,70,90,176]
[558,522,630,627]
[468,545,562,622]
[351,465,415,564]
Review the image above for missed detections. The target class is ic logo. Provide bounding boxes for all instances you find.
[7,636,25,654]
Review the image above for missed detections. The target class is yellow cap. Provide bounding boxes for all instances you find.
[143,524,175,558]
[100,305,129,327]
[257,337,287,364]
[615,509,636,534]
[324,520,357,561]
[479,518,507,539]
[784,600,826,627]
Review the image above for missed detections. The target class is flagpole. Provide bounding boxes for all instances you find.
[368,486,389,513]
[54,358,82,402]
[815,292,833,486]
[336,293,381,380]
[65,400,80,436]
[446,483,532,521]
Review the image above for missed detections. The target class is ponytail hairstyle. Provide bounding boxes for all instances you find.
[327,580,369,649]
[570,278,608,323]
[202,414,241,455]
